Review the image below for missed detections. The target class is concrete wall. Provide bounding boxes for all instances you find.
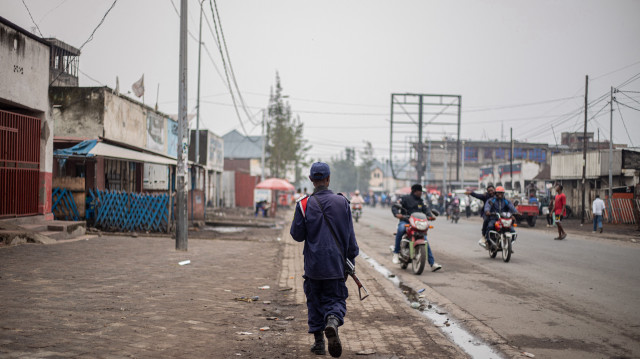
[1,20,53,217]
[0,22,49,112]
[103,91,146,148]
[51,87,105,139]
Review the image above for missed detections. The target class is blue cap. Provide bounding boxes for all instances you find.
[309,162,330,180]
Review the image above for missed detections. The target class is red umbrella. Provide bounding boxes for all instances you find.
[255,178,295,191]
[395,186,411,195]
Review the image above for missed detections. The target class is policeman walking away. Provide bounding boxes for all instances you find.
[290,162,359,358]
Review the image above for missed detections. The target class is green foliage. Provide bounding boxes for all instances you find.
[265,73,310,180]
[329,142,376,194]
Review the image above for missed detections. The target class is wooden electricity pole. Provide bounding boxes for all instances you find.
[581,75,588,224]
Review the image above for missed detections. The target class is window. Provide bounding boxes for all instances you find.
[464,147,478,162]
[495,148,506,160]
[484,148,493,160]
[528,149,547,162]
[514,148,526,159]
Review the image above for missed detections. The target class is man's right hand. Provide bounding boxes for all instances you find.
[465,190,471,195]
[396,214,404,219]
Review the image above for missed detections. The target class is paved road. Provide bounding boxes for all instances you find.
[355,206,640,359]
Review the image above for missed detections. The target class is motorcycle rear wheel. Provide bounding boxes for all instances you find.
[501,235,512,262]
[412,244,427,275]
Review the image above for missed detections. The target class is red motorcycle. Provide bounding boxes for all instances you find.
[486,211,518,262]
[398,212,435,274]
[352,203,363,223]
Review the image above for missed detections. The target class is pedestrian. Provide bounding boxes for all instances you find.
[592,194,605,233]
[290,162,359,358]
[545,195,555,227]
[554,184,567,240]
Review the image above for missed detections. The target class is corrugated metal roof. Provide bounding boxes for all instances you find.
[222,130,264,159]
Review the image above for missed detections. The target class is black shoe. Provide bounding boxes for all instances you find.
[324,315,342,358]
[310,331,326,355]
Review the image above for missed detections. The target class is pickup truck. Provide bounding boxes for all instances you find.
[514,201,540,227]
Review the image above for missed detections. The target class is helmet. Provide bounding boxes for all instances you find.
[355,190,360,195]
[495,186,506,193]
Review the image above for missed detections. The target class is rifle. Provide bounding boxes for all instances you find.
[345,258,369,301]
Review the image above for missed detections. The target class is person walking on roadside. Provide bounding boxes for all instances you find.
[554,184,567,240]
[290,162,359,358]
[592,194,605,233]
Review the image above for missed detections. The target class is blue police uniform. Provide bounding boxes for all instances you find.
[290,188,359,333]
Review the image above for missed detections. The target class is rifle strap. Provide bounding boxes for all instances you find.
[310,195,347,267]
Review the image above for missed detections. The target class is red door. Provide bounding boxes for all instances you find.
[0,110,40,217]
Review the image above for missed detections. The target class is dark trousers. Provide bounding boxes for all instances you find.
[303,277,348,333]
[481,217,490,236]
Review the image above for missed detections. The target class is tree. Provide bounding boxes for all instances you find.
[357,141,375,192]
[329,148,358,193]
[265,73,310,180]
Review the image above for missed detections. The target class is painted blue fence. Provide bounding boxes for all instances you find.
[89,189,171,232]
[51,187,80,221]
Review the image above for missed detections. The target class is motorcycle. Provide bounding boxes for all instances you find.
[397,212,436,275]
[450,204,460,223]
[486,211,518,262]
[352,203,363,223]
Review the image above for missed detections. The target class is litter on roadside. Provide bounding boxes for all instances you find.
[279,287,292,291]
[236,332,252,335]
[234,296,258,303]
[258,285,270,290]
[178,260,191,266]
[262,301,271,304]
[522,352,535,358]
[266,317,278,320]
[259,327,270,331]
[418,288,425,293]
[285,316,294,320]
[356,349,376,355]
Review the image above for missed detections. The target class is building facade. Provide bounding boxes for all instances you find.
[0,16,54,218]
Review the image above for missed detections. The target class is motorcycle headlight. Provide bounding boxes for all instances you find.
[416,221,428,231]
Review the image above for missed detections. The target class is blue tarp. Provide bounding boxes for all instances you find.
[53,140,98,158]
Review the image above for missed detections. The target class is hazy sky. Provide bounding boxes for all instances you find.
[4,0,640,161]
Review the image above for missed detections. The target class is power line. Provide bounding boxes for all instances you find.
[614,100,636,147]
[464,96,582,113]
[76,0,118,51]
[617,91,640,107]
[21,0,43,37]
[615,100,640,112]
[49,0,119,86]
[79,69,105,86]
[592,59,640,81]
[209,0,257,125]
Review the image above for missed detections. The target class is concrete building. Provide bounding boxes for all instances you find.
[51,86,210,220]
[407,138,550,193]
[189,129,224,207]
[222,129,266,207]
[0,16,54,219]
[550,149,640,222]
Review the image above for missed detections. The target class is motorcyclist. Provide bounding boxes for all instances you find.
[350,190,365,206]
[484,186,518,244]
[391,184,442,272]
[466,185,495,248]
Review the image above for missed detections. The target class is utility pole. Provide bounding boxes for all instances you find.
[510,128,513,191]
[427,138,431,186]
[461,141,465,189]
[608,86,614,220]
[581,75,588,224]
[261,109,267,182]
[442,138,447,195]
[195,0,203,165]
[417,96,424,185]
[456,96,461,183]
[176,0,188,251]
